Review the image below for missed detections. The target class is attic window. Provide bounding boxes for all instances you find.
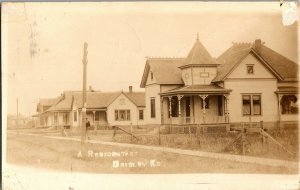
[150,72,154,81]
[246,65,254,74]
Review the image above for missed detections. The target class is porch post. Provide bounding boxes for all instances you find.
[105,110,108,129]
[93,111,96,131]
[277,94,283,128]
[168,96,172,123]
[55,112,57,128]
[192,96,195,124]
[177,95,184,124]
[58,112,61,129]
[199,95,208,124]
[224,94,229,123]
[161,97,164,124]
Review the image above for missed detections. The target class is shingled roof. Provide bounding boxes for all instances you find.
[180,39,218,68]
[47,92,74,111]
[73,92,118,109]
[212,41,298,82]
[46,91,145,112]
[124,92,145,107]
[212,43,253,82]
[37,97,61,112]
[140,58,185,88]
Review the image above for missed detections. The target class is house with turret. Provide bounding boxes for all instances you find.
[140,38,298,130]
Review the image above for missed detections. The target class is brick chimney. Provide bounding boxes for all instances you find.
[129,86,133,93]
[254,39,261,54]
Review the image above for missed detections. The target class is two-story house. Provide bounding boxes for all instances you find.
[140,38,298,130]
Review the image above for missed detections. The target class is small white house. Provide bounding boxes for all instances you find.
[140,39,299,129]
[36,87,145,128]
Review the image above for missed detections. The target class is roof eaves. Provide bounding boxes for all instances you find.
[250,49,285,81]
[178,63,220,69]
[140,61,150,88]
[122,92,140,107]
[105,92,122,108]
[216,51,250,82]
[159,90,231,96]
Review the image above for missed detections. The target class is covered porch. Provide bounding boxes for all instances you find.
[84,109,108,129]
[160,85,231,125]
[53,111,71,129]
[276,87,299,123]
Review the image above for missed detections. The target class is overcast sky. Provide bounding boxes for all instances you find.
[2,2,298,116]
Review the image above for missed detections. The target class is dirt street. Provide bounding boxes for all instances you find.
[6,132,297,174]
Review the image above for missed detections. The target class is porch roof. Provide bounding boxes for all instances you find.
[160,84,231,96]
[275,86,299,94]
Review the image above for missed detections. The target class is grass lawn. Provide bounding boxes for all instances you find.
[6,132,298,174]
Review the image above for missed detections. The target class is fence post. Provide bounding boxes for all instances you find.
[260,121,265,145]
[197,126,201,146]
[158,125,161,145]
[188,125,191,139]
[242,125,246,155]
[130,123,133,142]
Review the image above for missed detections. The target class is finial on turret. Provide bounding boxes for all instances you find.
[196,32,199,41]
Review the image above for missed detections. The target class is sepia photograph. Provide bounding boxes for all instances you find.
[2,2,299,189]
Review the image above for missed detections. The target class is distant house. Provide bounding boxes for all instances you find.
[7,114,31,128]
[140,39,298,129]
[36,87,145,128]
[35,97,60,127]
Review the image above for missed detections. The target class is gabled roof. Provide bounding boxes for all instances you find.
[212,43,252,82]
[180,39,218,68]
[140,58,185,88]
[123,92,146,107]
[72,91,120,109]
[36,97,60,112]
[45,91,145,112]
[47,92,74,111]
[258,45,298,81]
[212,42,298,82]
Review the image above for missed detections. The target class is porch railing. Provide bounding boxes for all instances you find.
[173,116,227,124]
[200,116,226,124]
[93,120,109,130]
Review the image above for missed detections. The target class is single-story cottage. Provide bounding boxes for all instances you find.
[140,38,299,129]
[36,87,145,128]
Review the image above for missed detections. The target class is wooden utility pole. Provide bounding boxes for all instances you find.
[81,42,88,143]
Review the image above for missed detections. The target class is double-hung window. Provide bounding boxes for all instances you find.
[150,98,156,118]
[139,110,144,120]
[115,110,130,121]
[242,94,261,116]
